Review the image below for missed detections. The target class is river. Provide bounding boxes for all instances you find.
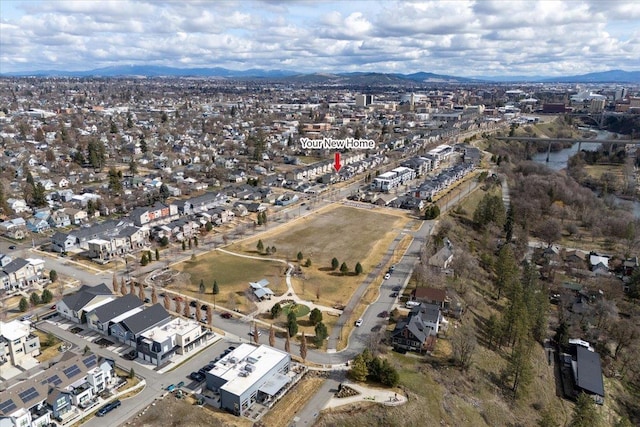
[530,130,613,171]
[531,130,640,217]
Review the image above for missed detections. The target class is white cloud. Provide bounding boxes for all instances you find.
[0,0,638,76]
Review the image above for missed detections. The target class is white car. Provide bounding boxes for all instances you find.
[384,273,391,280]
[355,319,363,327]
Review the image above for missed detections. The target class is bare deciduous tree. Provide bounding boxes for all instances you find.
[451,320,478,371]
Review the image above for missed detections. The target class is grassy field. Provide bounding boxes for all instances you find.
[229,205,411,308]
[172,251,285,312]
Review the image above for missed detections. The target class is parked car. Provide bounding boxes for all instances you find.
[355,318,363,327]
[392,285,401,291]
[390,292,398,298]
[220,312,232,319]
[227,346,236,351]
[389,264,395,271]
[144,298,151,303]
[189,372,204,382]
[378,311,389,318]
[384,273,391,280]
[8,245,16,250]
[50,305,56,310]
[201,304,208,311]
[190,301,197,307]
[96,400,121,417]
[166,384,176,392]
[249,330,262,337]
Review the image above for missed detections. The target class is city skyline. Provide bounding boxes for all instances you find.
[1,0,639,77]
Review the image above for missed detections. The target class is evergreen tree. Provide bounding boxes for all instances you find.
[108,167,123,194]
[495,244,518,300]
[31,182,47,207]
[212,280,219,295]
[155,248,160,261]
[314,322,328,346]
[257,239,264,253]
[287,311,298,337]
[355,262,363,275]
[297,251,303,262]
[41,289,53,304]
[49,270,58,283]
[30,292,41,306]
[199,279,205,294]
[271,302,282,319]
[504,203,515,242]
[309,308,323,325]
[503,335,534,399]
[570,392,601,427]
[140,253,149,266]
[331,257,339,270]
[19,297,29,312]
[340,262,349,275]
[349,354,369,382]
[379,359,400,387]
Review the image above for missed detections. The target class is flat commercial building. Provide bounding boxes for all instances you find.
[205,344,290,416]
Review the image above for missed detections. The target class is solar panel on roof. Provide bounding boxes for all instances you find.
[83,354,97,368]
[0,399,17,414]
[46,374,62,385]
[63,364,81,378]
[18,387,40,403]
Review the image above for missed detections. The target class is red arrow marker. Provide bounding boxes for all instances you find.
[333,152,342,172]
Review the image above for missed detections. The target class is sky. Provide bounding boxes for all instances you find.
[1,0,639,77]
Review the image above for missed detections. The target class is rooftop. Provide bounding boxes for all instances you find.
[0,319,30,341]
[210,344,289,396]
[140,317,200,343]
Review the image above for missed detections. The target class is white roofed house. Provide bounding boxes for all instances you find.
[0,319,41,366]
[138,317,207,367]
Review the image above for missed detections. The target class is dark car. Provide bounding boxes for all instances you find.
[96,400,121,417]
[8,245,16,250]
[392,285,401,291]
[190,300,197,307]
[189,372,204,381]
[378,311,389,318]
[220,312,232,319]
[390,292,398,298]
[201,304,208,311]
[227,346,236,351]
[144,298,151,303]
[123,350,137,360]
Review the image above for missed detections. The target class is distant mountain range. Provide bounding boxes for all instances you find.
[2,65,638,83]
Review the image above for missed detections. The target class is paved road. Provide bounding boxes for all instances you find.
[292,371,345,427]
